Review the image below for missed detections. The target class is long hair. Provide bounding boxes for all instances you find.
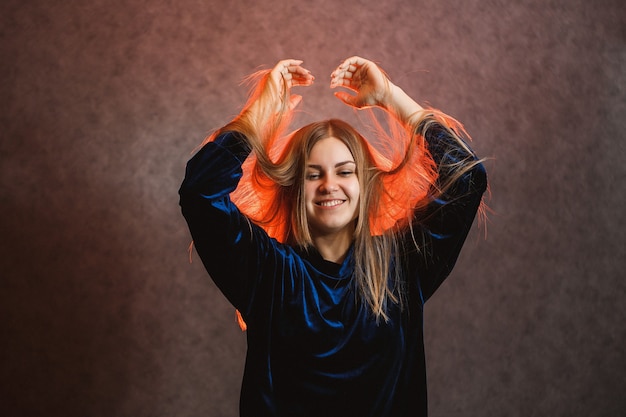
[207,69,479,324]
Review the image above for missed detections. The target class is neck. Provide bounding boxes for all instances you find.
[311,232,353,264]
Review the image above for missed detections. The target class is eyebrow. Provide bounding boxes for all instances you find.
[306,161,356,170]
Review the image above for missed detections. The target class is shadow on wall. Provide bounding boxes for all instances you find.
[1,184,143,416]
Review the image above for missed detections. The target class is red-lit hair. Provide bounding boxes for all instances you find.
[206,69,476,325]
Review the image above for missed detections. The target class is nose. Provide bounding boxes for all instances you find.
[319,175,338,193]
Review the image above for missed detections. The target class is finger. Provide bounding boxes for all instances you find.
[333,91,359,108]
[282,64,314,85]
[332,69,354,80]
[330,72,358,92]
[336,63,359,75]
[289,71,315,88]
[270,63,313,94]
[270,59,304,79]
[334,56,384,83]
[290,63,312,74]
[345,56,370,66]
[330,78,355,90]
[292,76,315,87]
[335,56,367,73]
[330,65,355,80]
[276,59,304,70]
[271,59,298,74]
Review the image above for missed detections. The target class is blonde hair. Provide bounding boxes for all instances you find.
[209,69,480,323]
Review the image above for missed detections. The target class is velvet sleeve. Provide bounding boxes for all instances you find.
[408,123,488,302]
[178,132,278,316]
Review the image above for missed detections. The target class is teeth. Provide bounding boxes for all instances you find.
[318,200,343,207]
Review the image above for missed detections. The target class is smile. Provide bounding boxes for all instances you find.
[316,199,345,207]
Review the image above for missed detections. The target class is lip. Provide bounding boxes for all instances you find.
[315,199,346,208]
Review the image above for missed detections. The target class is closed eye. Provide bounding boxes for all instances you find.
[306,172,321,180]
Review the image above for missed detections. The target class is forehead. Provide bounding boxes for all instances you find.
[307,137,354,164]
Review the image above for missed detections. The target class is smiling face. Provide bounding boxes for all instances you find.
[303,136,361,241]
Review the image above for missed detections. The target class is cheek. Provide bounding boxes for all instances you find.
[303,183,315,203]
[348,179,361,201]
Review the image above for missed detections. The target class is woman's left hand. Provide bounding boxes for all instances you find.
[330,56,391,109]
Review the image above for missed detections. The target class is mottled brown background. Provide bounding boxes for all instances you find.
[1,0,624,416]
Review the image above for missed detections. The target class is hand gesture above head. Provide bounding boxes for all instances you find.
[330,56,391,109]
[331,56,424,123]
[267,59,315,111]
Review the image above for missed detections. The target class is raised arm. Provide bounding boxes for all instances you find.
[331,56,487,301]
[247,59,315,127]
[179,59,314,312]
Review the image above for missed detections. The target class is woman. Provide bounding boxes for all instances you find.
[179,57,487,417]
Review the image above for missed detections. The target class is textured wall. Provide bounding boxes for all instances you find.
[1,0,624,416]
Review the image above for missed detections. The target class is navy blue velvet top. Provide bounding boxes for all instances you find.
[179,124,487,417]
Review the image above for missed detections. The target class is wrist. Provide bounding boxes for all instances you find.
[384,83,424,123]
